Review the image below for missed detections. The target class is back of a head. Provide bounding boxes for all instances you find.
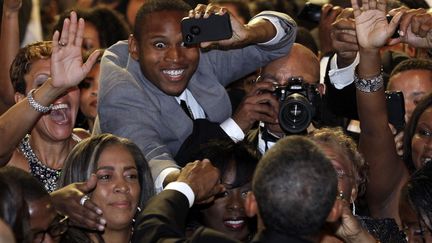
[0,167,48,243]
[253,135,337,236]
[134,0,192,40]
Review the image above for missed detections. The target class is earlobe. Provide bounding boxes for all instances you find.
[14,92,25,104]
[128,34,139,60]
[244,192,258,218]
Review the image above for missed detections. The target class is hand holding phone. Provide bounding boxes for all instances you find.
[181,14,233,45]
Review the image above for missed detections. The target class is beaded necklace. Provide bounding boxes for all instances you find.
[19,135,61,193]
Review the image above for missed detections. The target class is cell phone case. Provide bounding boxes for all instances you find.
[181,14,232,45]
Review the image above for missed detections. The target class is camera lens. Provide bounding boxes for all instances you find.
[279,93,313,134]
[186,34,194,43]
[190,25,201,35]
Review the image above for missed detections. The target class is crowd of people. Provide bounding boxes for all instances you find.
[1,0,432,242]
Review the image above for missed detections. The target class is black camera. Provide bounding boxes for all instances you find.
[273,77,321,134]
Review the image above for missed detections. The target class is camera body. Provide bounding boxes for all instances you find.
[273,77,321,134]
[181,14,232,45]
[385,90,405,132]
[298,2,322,24]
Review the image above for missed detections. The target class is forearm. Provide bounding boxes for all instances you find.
[0,6,20,113]
[244,17,277,44]
[0,80,66,164]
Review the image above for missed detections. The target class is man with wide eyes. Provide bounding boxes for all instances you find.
[97,0,297,192]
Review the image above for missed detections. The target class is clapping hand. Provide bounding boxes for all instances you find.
[351,0,402,50]
[50,11,99,91]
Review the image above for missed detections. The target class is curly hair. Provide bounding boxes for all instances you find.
[10,41,52,95]
[309,127,369,198]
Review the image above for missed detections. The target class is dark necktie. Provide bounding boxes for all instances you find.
[180,99,194,119]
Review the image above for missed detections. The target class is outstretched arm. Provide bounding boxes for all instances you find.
[351,0,408,221]
[0,0,21,114]
[0,11,99,165]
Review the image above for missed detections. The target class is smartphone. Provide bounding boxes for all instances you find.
[386,15,400,38]
[181,14,232,45]
[298,2,322,24]
[386,90,405,132]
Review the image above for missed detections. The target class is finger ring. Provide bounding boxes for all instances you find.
[80,195,90,206]
[59,41,67,47]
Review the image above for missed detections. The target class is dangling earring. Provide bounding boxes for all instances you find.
[132,206,142,224]
[351,201,356,216]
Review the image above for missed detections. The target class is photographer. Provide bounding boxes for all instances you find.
[240,43,324,154]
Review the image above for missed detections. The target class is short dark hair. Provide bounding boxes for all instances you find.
[253,135,337,236]
[10,41,52,95]
[404,161,432,232]
[133,0,192,42]
[403,93,432,173]
[390,58,432,78]
[189,139,260,188]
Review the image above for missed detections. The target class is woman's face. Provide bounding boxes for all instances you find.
[22,59,80,141]
[82,23,100,53]
[399,194,432,243]
[79,63,100,121]
[319,143,357,201]
[411,107,432,170]
[91,144,141,230]
[201,162,251,241]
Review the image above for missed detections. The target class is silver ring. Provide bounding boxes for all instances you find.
[59,41,67,47]
[80,195,90,206]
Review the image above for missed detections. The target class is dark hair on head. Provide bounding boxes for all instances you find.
[253,135,337,236]
[58,133,155,206]
[403,93,432,173]
[309,127,368,198]
[133,0,192,41]
[210,0,251,23]
[404,161,432,232]
[0,167,49,243]
[189,139,260,188]
[10,41,52,95]
[53,7,130,50]
[390,58,432,79]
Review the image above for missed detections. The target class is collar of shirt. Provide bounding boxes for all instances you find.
[175,89,206,119]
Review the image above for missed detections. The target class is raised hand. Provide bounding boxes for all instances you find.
[50,11,99,90]
[319,4,343,55]
[388,8,432,48]
[188,3,248,48]
[331,8,359,67]
[351,0,402,50]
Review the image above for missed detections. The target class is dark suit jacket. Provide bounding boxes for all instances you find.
[132,190,313,243]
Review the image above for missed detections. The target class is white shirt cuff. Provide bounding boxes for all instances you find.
[220,118,245,142]
[328,53,359,89]
[164,182,195,208]
[254,16,285,46]
[154,167,180,193]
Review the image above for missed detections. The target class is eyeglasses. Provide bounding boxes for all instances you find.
[32,214,69,243]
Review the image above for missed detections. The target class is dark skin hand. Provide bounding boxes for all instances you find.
[331,8,359,68]
[232,80,279,133]
[319,3,343,56]
[177,159,225,204]
[51,174,107,231]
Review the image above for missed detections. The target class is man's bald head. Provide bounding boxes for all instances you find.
[260,43,320,87]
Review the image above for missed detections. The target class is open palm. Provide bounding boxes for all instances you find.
[351,0,400,50]
[50,11,99,89]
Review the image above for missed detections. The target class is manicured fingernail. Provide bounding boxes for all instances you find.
[99,218,106,225]
[96,208,103,215]
[98,225,105,231]
[399,30,404,36]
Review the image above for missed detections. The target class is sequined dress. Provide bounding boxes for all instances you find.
[18,135,61,192]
